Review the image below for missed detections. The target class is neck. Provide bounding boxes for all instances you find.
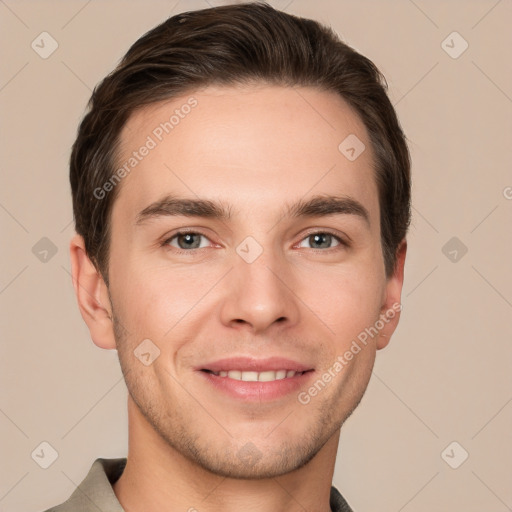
[113,396,339,512]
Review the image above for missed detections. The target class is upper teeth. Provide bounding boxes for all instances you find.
[212,370,301,381]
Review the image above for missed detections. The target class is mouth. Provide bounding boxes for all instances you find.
[201,369,308,382]
[197,357,315,401]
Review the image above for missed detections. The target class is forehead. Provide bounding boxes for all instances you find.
[112,84,379,227]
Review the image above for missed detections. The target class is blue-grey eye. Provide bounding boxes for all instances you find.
[298,233,341,249]
[168,232,209,250]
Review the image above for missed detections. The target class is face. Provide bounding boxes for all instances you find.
[81,84,405,479]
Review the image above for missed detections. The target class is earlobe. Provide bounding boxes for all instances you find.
[69,234,116,350]
[376,239,407,350]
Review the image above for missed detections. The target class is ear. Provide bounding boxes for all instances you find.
[69,234,116,350]
[376,239,407,350]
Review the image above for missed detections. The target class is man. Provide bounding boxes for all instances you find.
[46,2,410,511]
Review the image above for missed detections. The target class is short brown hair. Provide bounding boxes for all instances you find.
[70,1,411,285]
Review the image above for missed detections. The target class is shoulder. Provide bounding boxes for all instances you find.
[38,457,127,512]
[330,484,355,512]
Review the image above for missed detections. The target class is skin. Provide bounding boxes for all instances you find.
[70,84,406,512]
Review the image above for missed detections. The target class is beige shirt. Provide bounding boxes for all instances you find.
[43,457,354,512]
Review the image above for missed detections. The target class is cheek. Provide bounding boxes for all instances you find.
[299,262,384,342]
[110,234,385,347]
[111,257,223,342]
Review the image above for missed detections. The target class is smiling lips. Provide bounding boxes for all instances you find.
[199,356,313,384]
[204,369,306,382]
[198,357,314,401]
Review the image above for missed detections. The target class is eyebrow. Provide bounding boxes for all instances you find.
[135,194,370,227]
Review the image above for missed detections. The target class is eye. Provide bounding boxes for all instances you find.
[161,230,348,253]
[297,232,346,250]
[164,232,211,250]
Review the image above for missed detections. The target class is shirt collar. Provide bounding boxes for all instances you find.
[58,457,353,512]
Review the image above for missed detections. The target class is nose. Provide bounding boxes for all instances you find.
[219,247,301,334]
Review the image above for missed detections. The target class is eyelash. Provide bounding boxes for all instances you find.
[161,229,350,255]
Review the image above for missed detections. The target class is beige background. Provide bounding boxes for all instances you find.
[1,0,511,510]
